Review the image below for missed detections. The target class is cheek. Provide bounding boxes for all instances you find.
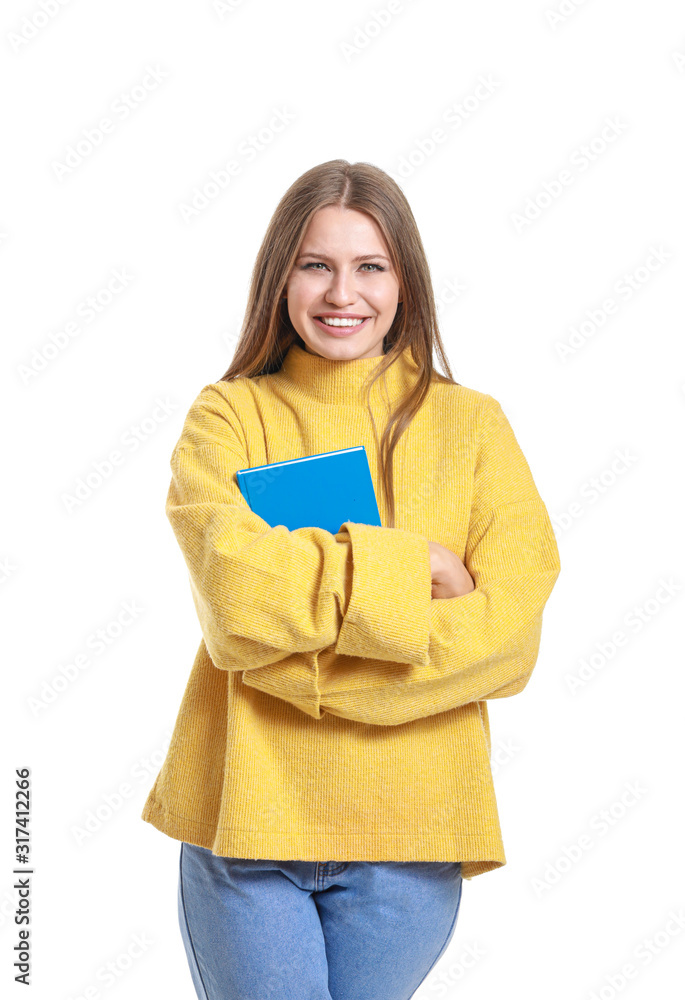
[374,281,401,313]
[284,277,303,305]
[286,274,317,305]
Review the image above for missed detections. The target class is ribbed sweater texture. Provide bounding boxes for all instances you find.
[140,341,561,880]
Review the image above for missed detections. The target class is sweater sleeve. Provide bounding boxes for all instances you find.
[313,394,562,726]
[165,383,432,719]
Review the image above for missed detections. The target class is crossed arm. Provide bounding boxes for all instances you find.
[167,385,561,726]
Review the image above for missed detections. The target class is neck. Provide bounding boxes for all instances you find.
[275,340,421,407]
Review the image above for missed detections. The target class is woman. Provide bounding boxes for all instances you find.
[141,159,561,999]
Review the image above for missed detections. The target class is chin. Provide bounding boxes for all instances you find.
[302,329,386,360]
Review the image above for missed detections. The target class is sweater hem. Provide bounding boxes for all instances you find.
[141,795,506,881]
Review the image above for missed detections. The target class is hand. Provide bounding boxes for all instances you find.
[428,541,475,599]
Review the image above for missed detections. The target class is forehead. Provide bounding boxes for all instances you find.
[298,207,391,261]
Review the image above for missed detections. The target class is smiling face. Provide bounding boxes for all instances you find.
[284,205,402,361]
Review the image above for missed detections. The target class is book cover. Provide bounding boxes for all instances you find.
[235,445,382,534]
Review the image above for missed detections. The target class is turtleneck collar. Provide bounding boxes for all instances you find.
[273,341,421,407]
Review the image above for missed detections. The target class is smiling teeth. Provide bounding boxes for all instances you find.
[319,317,366,326]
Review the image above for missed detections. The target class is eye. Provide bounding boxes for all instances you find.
[300,262,385,272]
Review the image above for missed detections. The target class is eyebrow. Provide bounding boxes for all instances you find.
[296,252,391,264]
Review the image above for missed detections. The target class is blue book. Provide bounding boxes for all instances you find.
[235,446,382,534]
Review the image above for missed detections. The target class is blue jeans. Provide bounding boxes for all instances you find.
[178,842,463,999]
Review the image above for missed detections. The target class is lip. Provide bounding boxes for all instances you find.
[311,315,372,336]
[315,312,370,319]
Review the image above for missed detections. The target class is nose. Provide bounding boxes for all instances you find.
[324,268,357,307]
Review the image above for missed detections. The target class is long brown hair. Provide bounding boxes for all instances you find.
[218,158,459,529]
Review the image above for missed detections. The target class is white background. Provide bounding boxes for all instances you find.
[2,1,684,998]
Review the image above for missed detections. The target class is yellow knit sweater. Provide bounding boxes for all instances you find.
[141,341,561,880]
